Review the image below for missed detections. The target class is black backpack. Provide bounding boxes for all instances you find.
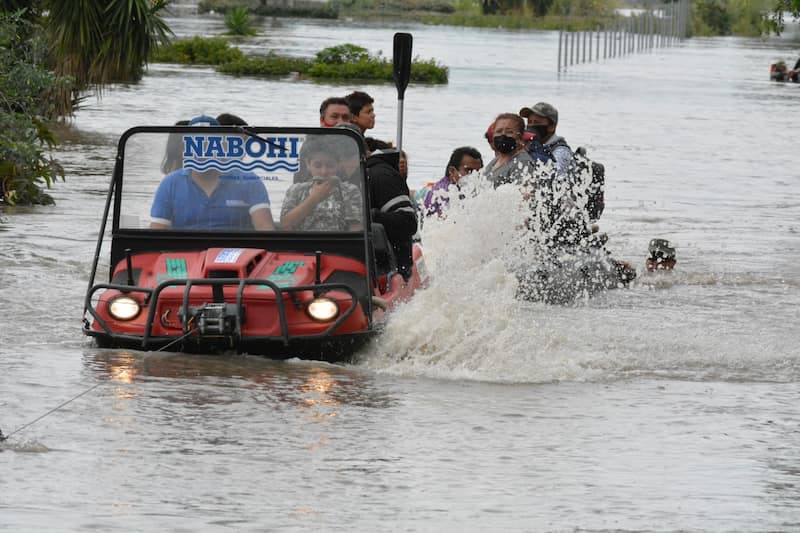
[574,146,605,221]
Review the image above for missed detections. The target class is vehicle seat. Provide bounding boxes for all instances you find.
[371,223,397,277]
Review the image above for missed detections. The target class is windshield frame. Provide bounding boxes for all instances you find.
[95,125,375,287]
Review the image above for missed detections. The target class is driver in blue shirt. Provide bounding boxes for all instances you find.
[150,115,275,230]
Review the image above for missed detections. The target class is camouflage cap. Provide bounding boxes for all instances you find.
[519,102,558,124]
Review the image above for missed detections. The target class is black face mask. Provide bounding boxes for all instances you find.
[493,135,517,154]
[525,124,548,141]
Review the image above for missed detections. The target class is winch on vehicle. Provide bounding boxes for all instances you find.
[180,303,244,336]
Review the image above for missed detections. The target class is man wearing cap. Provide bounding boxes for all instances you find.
[150,115,275,230]
[519,102,573,177]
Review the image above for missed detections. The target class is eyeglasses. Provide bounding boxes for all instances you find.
[494,129,521,137]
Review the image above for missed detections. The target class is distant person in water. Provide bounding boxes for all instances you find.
[319,97,352,127]
[151,115,275,230]
[345,90,375,134]
[788,57,800,82]
[421,146,483,217]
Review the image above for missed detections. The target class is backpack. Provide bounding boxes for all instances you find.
[527,139,555,163]
[574,146,605,221]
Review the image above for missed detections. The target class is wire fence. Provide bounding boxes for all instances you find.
[557,0,691,71]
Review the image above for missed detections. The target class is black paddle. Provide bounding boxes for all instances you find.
[393,32,413,154]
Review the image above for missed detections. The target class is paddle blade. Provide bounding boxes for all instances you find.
[393,32,413,100]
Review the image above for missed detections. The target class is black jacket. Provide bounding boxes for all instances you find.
[365,154,418,279]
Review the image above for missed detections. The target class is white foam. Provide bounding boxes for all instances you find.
[358,169,609,382]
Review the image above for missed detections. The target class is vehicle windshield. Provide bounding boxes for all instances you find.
[117,127,365,233]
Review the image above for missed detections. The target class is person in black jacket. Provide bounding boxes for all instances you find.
[335,124,418,281]
[366,149,418,280]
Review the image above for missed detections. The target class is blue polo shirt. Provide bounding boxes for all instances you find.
[151,169,271,230]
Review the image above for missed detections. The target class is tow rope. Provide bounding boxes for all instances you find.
[0,328,199,443]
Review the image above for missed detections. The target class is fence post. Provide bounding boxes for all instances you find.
[596,25,601,61]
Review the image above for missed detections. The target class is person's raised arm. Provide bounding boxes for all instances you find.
[280,181,335,230]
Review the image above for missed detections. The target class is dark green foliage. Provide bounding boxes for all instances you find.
[337,0,453,13]
[217,53,312,76]
[409,58,449,84]
[199,0,339,18]
[693,0,733,34]
[314,44,371,64]
[153,39,449,83]
[766,0,800,34]
[48,0,172,87]
[225,6,257,35]
[0,12,65,205]
[151,36,245,64]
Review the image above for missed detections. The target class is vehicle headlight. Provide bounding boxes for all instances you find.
[306,297,339,322]
[108,295,141,321]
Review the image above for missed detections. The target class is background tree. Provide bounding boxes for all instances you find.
[0,1,174,206]
[766,0,800,33]
[0,11,67,205]
[48,0,173,88]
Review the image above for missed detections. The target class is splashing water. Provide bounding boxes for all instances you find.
[358,161,626,382]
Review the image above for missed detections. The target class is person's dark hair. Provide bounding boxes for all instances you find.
[445,146,483,176]
[304,137,340,160]
[493,113,525,137]
[216,113,247,126]
[319,97,349,117]
[345,90,374,116]
[161,119,191,174]
[365,137,393,152]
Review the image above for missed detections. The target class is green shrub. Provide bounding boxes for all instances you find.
[217,53,312,76]
[216,43,448,83]
[151,38,448,83]
[306,59,393,80]
[199,0,339,18]
[225,6,257,35]
[0,11,66,206]
[410,58,449,83]
[315,43,371,64]
[692,0,733,34]
[151,36,245,64]
[306,44,448,83]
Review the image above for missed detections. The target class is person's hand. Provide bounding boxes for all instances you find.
[308,179,336,203]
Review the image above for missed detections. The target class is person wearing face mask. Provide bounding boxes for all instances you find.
[482,113,536,188]
[519,102,573,178]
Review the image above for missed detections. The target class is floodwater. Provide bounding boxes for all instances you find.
[2,7,800,531]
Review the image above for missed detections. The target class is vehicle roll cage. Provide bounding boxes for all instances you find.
[84,126,390,334]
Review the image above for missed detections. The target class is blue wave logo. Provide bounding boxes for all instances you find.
[182,134,301,174]
[184,160,299,173]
